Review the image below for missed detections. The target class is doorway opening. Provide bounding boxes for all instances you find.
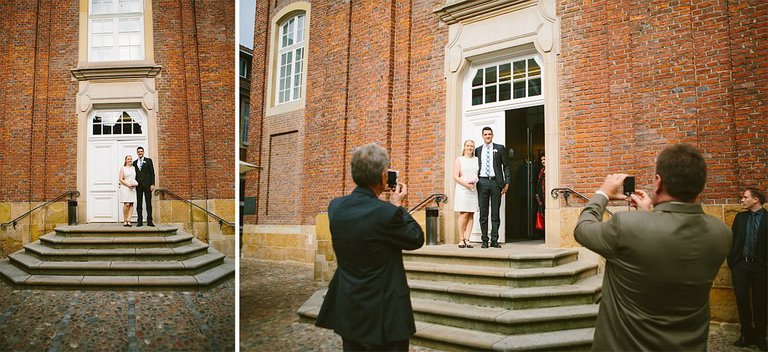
[505,105,544,241]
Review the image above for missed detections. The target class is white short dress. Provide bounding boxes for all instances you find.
[454,156,479,212]
[119,166,138,203]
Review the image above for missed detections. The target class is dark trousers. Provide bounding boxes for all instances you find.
[477,177,501,244]
[136,185,153,224]
[342,338,408,352]
[732,260,768,339]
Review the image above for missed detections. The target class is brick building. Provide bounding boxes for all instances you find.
[0,0,236,257]
[245,0,767,322]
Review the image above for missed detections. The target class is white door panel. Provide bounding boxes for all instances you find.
[463,111,506,243]
[87,140,148,222]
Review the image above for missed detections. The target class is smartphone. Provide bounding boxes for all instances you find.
[623,176,635,195]
[387,170,398,190]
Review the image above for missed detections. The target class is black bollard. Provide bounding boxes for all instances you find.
[67,200,78,225]
[426,206,439,245]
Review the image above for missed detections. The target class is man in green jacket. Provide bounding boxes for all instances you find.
[575,144,731,351]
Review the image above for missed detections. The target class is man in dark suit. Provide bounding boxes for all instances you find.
[315,143,424,351]
[475,127,511,248]
[575,144,731,351]
[728,187,767,351]
[133,146,156,227]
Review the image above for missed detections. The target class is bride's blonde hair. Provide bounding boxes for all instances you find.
[462,139,475,157]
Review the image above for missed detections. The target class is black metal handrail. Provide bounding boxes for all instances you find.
[408,194,448,214]
[0,191,80,230]
[154,188,235,227]
[551,187,613,216]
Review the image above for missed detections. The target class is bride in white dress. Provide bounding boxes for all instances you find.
[119,155,138,226]
[453,139,479,248]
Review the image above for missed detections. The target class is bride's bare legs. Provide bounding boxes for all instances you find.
[457,212,469,242]
[123,203,132,224]
[464,212,474,242]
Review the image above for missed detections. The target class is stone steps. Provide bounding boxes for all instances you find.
[298,243,601,350]
[404,260,598,288]
[298,289,595,351]
[404,246,579,269]
[0,223,233,289]
[409,275,602,310]
[40,232,194,249]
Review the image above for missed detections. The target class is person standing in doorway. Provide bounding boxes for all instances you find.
[118,155,138,227]
[453,139,479,248]
[475,127,511,248]
[133,146,156,227]
[728,188,767,351]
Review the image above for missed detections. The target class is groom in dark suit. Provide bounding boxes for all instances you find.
[728,188,767,350]
[316,143,424,351]
[475,127,511,248]
[133,146,156,227]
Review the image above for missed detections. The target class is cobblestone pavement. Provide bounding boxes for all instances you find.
[240,259,755,352]
[0,279,234,351]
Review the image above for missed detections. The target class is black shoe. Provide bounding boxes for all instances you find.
[757,339,767,352]
[733,336,750,347]
[147,222,155,227]
[137,223,143,227]
[481,242,489,248]
[490,242,502,248]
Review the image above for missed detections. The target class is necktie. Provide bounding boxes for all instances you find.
[138,158,143,171]
[485,146,491,177]
[743,212,760,257]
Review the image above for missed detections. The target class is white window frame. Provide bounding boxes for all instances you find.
[89,109,148,138]
[240,100,250,146]
[276,13,306,105]
[88,0,145,62]
[467,55,542,109]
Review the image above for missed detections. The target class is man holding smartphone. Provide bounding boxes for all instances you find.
[316,143,424,351]
[574,144,731,351]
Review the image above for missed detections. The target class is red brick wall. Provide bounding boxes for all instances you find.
[154,0,235,200]
[0,0,80,202]
[249,0,448,226]
[558,0,767,203]
[0,0,234,203]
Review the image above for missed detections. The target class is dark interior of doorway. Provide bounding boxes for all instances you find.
[505,105,544,242]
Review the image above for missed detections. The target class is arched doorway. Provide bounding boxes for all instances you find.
[86,108,149,223]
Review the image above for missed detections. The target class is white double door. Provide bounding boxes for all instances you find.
[87,139,148,222]
[463,110,506,243]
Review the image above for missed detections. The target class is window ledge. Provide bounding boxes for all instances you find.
[434,0,531,25]
[71,62,162,81]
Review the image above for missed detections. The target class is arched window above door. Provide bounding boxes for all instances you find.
[91,109,146,136]
[471,57,541,106]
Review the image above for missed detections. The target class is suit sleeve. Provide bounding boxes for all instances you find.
[500,145,511,185]
[148,159,156,185]
[381,207,425,251]
[574,194,620,259]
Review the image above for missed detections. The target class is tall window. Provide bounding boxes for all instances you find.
[89,0,144,62]
[276,14,305,104]
[240,100,250,146]
[471,57,541,106]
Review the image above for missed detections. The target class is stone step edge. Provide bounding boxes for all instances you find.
[54,224,179,234]
[408,275,602,299]
[407,246,580,261]
[411,297,598,325]
[9,250,225,272]
[404,260,598,279]
[0,258,234,289]
[40,232,193,245]
[23,241,209,257]
[296,290,594,351]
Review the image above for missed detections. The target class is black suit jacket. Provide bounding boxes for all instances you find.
[728,208,768,268]
[133,157,156,189]
[475,142,511,188]
[315,187,424,345]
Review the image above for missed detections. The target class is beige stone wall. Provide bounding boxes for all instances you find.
[241,224,317,264]
[553,203,759,323]
[155,199,236,257]
[0,201,69,257]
